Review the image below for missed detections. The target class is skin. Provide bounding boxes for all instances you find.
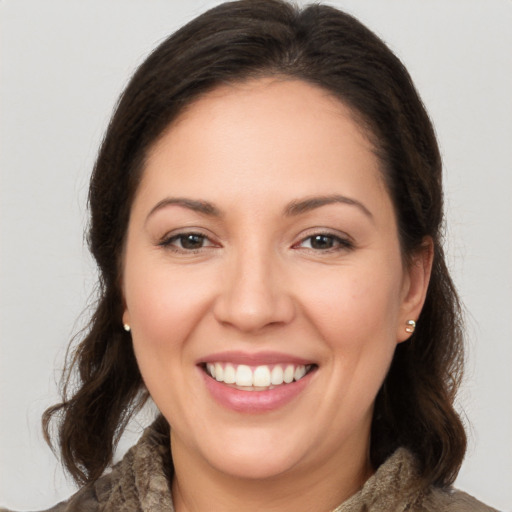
[122,78,432,512]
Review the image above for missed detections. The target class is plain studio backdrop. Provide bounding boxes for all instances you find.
[1,1,511,510]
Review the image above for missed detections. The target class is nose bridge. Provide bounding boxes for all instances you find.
[213,237,294,331]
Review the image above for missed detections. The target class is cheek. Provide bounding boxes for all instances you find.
[123,256,216,362]
[124,262,219,421]
[300,262,403,346]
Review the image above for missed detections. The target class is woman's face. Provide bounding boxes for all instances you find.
[122,78,430,482]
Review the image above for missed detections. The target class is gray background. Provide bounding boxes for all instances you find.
[1,1,511,510]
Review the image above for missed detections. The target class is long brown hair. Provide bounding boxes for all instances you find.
[43,0,466,488]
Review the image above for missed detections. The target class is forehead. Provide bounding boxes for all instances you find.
[158,77,374,153]
[136,78,389,215]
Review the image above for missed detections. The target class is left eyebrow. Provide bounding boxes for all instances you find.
[284,195,374,220]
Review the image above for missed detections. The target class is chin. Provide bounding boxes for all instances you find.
[194,425,311,481]
[206,446,302,481]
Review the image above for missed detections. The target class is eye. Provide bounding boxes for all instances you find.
[160,232,216,252]
[296,233,353,251]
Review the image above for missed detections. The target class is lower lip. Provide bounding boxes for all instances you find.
[201,368,315,413]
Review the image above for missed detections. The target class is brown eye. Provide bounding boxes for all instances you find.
[309,234,335,250]
[297,233,353,252]
[161,232,214,251]
[178,233,207,249]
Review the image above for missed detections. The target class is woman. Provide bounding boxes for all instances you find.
[1,0,500,510]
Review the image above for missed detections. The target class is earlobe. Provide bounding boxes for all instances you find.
[397,237,434,343]
[122,310,131,333]
[405,319,416,333]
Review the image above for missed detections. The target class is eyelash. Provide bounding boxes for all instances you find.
[294,233,354,253]
[159,232,215,253]
[159,231,354,254]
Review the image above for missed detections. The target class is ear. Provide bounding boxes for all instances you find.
[119,274,130,329]
[397,237,434,343]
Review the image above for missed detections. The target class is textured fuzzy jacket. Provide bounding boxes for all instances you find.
[2,424,498,512]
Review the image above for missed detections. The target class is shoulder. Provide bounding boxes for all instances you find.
[0,469,117,512]
[424,486,500,512]
[339,448,500,512]
[38,485,100,512]
[0,473,112,512]
[0,419,173,512]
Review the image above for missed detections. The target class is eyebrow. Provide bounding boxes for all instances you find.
[284,195,373,220]
[146,194,373,222]
[147,197,222,221]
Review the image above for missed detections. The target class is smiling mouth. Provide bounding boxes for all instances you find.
[201,362,317,391]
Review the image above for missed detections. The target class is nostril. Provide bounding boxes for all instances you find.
[212,286,296,333]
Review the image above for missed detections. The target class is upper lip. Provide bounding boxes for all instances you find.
[199,351,315,366]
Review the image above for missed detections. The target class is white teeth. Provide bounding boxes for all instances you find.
[205,363,312,388]
[214,362,224,382]
[253,365,271,387]
[235,365,253,386]
[283,365,295,384]
[294,365,306,381]
[270,365,284,385]
[223,363,236,384]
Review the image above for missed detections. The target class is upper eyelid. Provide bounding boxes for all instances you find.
[156,227,353,247]
[158,232,219,253]
[292,228,355,251]
[296,234,352,246]
[294,227,354,243]
[159,227,216,242]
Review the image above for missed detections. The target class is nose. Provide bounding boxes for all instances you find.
[212,247,296,333]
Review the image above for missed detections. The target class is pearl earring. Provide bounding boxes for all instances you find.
[123,323,131,332]
[405,320,416,333]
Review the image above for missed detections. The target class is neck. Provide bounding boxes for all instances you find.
[170,434,373,512]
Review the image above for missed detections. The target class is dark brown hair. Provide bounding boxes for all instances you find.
[44,0,466,488]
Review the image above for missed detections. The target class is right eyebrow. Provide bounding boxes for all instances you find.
[146,197,223,224]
